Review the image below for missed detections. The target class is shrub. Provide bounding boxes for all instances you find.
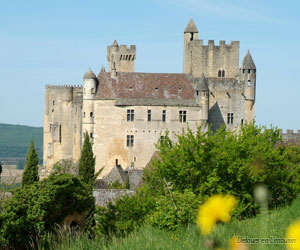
[143,123,300,218]
[0,174,94,249]
[147,189,200,231]
[95,188,155,239]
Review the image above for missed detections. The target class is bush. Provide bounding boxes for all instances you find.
[143,123,300,218]
[0,174,94,249]
[147,189,200,231]
[95,188,155,239]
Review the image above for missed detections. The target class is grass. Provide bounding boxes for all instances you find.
[43,197,300,250]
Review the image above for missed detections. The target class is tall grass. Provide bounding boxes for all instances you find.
[43,197,300,250]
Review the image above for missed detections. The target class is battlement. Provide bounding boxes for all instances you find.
[107,41,136,72]
[279,129,300,144]
[45,84,82,90]
[191,39,239,48]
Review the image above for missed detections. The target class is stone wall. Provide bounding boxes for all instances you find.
[93,189,135,207]
[184,39,240,78]
[281,129,300,144]
[43,85,83,174]
[93,99,205,177]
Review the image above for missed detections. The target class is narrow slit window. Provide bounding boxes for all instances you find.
[248,80,251,86]
[162,110,166,122]
[90,112,93,117]
[148,110,151,121]
[59,125,62,143]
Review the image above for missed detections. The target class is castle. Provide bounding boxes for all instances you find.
[43,19,256,177]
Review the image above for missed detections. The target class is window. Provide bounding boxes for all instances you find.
[59,125,62,143]
[222,70,225,77]
[91,88,95,94]
[162,110,166,122]
[248,69,251,74]
[218,70,222,77]
[90,112,93,117]
[227,113,234,124]
[160,135,166,142]
[127,109,134,121]
[241,119,244,125]
[248,80,251,86]
[90,132,93,139]
[148,110,151,121]
[53,100,55,105]
[126,135,134,147]
[179,110,187,122]
[243,69,245,74]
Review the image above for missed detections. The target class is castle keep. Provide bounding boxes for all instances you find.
[43,19,257,177]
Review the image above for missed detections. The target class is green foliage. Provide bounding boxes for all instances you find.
[78,133,96,188]
[147,189,200,231]
[0,162,2,180]
[78,132,99,237]
[143,123,300,218]
[0,123,43,162]
[22,140,39,186]
[0,174,94,249]
[95,189,155,239]
[106,179,130,189]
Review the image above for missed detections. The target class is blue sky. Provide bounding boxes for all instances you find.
[0,0,299,130]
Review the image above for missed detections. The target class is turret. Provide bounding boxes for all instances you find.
[183,18,199,74]
[83,68,97,100]
[107,40,136,73]
[240,50,256,101]
[193,73,209,124]
[82,68,97,143]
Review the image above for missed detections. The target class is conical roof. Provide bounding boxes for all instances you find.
[111,40,119,47]
[194,73,208,91]
[83,68,97,79]
[184,18,198,33]
[241,50,256,69]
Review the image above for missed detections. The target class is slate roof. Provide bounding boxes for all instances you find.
[184,18,198,33]
[241,50,256,69]
[96,72,197,105]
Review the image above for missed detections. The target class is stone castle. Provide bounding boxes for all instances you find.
[43,19,257,177]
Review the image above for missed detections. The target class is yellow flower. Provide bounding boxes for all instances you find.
[197,194,237,235]
[229,236,248,250]
[286,220,300,250]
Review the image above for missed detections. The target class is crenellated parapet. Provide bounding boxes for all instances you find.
[279,129,300,144]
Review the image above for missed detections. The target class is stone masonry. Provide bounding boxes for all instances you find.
[43,19,257,178]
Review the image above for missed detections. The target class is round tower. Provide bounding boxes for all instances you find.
[194,73,209,128]
[240,50,256,101]
[82,68,97,143]
[183,18,199,74]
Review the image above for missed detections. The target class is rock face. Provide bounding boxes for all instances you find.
[43,19,256,179]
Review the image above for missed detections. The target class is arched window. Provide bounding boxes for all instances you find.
[222,70,225,77]
[218,70,222,77]
[90,112,93,118]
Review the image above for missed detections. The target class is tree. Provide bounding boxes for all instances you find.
[0,162,2,183]
[22,140,39,186]
[78,132,97,237]
[78,133,96,187]
[0,174,94,249]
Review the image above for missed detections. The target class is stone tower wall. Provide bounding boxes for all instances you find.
[184,40,240,78]
[43,85,83,173]
[107,44,136,72]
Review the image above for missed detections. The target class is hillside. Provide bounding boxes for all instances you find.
[0,123,43,164]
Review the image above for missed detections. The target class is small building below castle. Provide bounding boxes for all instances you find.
[43,19,257,178]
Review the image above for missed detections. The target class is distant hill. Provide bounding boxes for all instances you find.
[0,123,43,165]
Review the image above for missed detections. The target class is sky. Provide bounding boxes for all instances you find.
[0,0,299,130]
